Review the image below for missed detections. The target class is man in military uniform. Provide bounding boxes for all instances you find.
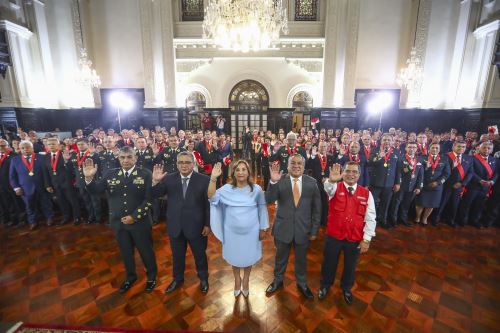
[97,136,120,177]
[388,142,423,227]
[135,136,160,224]
[368,134,401,228]
[154,136,186,174]
[65,139,101,224]
[270,132,307,173]
[335,141,369,187]
[83,146,157,293]
[43,137,82,225]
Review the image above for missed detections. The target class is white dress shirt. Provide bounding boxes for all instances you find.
[180,171,194,187]
[270,175,303,196]
[323,180,377,242]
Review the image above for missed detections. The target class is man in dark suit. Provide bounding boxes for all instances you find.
[335,141,369,187]
[430,140,473,227]
[197,131,218,176]
[0,139,23,227]
[136,137,159,224]
[43,137,82,225]
[9,140,54,230]
[97,136,120,177]
[152,151,210,294]
[269,132,307,173]
[368,134,401,228]
[154,136,186,174]
[83,146,157,293]
[216,133,233,185]
[388,142,423,227]
[457,141,497,228]
[265,154,322,299]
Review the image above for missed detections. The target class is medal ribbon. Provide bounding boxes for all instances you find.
[77,150,90,168]
[21,153,35,174]
[319,154,327,172]
[383,147,393,165]
[349,154,360,164]
[50,151,60,174]
[405,154,417,177]
[448,152,464,180]
[427,154,440,173]
[0,149,11,167]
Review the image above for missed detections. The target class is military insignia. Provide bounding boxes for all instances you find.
[133,177,144,184]
[403,168,409,173]
[116,180,120,184]
[132,170,138,176]
[118,170,123,176]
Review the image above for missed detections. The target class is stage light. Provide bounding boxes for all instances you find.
[367,92,394,114]
[109,91,134,111]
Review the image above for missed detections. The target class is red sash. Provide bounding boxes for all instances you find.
[50,151,60,174]
[363,146,371,158]
[77,150,90,168]
[405,154,417,177]
[447,152,464,180]
[349,154,360,164]
[418,144,427,155]
[193,150,204,168]
[223,156,232,166]
[0,149,11,167]
[286,146,297,156]
[383,147,393,165]
[427,155,440,173]
[205,141,211,152]
[319,154,327,173]
[21,153,35,175]
[474,153,493,179]
[262,143,269,158]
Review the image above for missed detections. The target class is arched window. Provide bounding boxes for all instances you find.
[228,80,269,149]
[292,91,313,131]
[185,91,206,130]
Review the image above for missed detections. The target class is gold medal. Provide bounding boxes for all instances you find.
[29,172,34,176]
[384,163,388,168]
[321,172,325,176]
[53,171,57,175]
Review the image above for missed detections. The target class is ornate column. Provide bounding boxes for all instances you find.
[139,0,156,108]
[160,0,177,107]
[321,0,340,107]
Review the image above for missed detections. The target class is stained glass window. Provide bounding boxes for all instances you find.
[295,0,318,21]
[181,0,204,21]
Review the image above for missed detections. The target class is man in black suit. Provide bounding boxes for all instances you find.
[83,146,157,293]
[43,137,82,225]
[152,151,211,294]
[0,139,22,227]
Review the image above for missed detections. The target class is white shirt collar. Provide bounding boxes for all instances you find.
[291,175,302,182]
[123,165,136,176]
[343,182,357,191]
[181,171,193,179]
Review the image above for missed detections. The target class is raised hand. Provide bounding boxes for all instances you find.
[88,143,96,155]
[211,162,222,179]
[83,158,97,180]
[269,163,283,182]
[329,163,342,183]
[312,146,318,157]
[152,145,160,157]
[152,164,167,183]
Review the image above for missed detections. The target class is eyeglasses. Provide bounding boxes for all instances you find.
[177,161,193,165]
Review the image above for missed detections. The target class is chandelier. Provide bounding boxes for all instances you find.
[202,0,289,53]
[396,46,423,91]
[76,48,101,88]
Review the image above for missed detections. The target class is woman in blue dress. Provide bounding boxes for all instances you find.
[208,160,269,297]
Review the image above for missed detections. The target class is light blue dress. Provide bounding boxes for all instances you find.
[209,184,269,268]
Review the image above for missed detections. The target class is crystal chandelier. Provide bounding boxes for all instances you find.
[396,46,423,91]
[76,48,101,88]
[202,0,289,53]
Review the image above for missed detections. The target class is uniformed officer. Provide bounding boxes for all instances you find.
[388,142,423,227]
[83,146,157,293]
[457,141,497,228]
[43,137,82,225]
[154,136,186,174]
[97,136,120,177]
[269,132,307,173]
[135,137,160,225]
[429,140,473,227]
[335,141,369,187]
[368,133,401,228]
[65,139,101,224]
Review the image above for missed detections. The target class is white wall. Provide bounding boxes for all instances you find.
[178,58,319,108]
[88,0,144,88]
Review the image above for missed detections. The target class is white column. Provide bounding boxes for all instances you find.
[445,0,480,108]
[0,20,34,107]
[139,0,156,108]
[321,0,360,108]
[160,0,177,107]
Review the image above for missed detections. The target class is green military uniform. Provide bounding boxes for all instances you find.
[136,147,155,171]
[269,145,308,173]
[86,166,157,282]
[97,150,120,178]
[154,146,186,174]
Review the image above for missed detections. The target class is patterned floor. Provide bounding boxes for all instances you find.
[0,206,499,333]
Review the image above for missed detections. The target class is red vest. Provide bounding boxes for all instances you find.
[326,182,369,242]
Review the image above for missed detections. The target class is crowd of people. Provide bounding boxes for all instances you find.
[0,123,499,301]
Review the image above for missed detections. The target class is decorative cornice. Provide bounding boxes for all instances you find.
[0,20,32,39]
[286,58,323,72]
[176,59,213,72]
[473,19,500,38]
[173,37,324,50]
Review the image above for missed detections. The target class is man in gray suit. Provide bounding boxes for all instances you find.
[265,154,322,299]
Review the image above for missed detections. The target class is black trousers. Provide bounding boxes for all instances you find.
[370,186,394,224]
[115,226,157,281]
[170,231,208,282]
[0,188,22,224]
[389,190,416,223]
[274,238,309,287]
[54,186,81,221]
[78,186,102,221]
[319,183,329,227]
[221,163,229,185]
[261,164,270,190]
[22,190,53,225]
[431,186,462,224]
[456,189,488,226]
[320,235,360,292]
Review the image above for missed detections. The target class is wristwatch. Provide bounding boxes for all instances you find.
[362,239,370,244]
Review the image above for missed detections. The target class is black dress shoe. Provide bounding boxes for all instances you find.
[297,284,314,299]
[200,280,209,293]
[164,280,183,294]
[448,222,457,228]
[265,280,283,294]
[145,280,156,292]
[401,220,412,227]
[318,287,329,300]
[73,219,82,226]
[343,290,353,305]
[119,280,136,293]
[59,219,69,226]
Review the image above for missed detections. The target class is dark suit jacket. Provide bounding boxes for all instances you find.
[265,174,321,244]
[42,151,74,190]
[9,154,46,196]
[306,154,335,182]
[397,156,424,192]
[151,171,210,239]
[469,155,498,193]
[336,154,369,187]
[368,148,401,188]
[443,153,473,188]
[87,166,153,230]
[0,150,17,189]
[422,155,451,191]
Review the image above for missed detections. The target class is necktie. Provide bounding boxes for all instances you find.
[52,153,56,159]
[348,186,354,196]
[457,154,461,164]
[26,156,31,163]
[124,171,129,178]
[182,177,189,198]
[293,178,300,207]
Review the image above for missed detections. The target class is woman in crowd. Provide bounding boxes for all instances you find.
[207,160,269,297]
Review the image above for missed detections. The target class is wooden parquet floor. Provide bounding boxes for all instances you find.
[1,205,499,333]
